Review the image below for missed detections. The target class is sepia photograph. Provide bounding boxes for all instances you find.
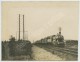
[1,1,78,61]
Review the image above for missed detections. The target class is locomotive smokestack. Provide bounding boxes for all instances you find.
[19,14,20,40]
[23,15,25,41]
[59,27,61,35]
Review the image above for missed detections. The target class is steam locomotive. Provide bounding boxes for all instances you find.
[35,28,65,47]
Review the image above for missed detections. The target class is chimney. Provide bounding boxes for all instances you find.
[19,14,20,41]
[23,15,25,41]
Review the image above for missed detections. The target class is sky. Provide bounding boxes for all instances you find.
[2,1,79,42]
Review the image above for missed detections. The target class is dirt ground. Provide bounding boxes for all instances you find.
[32,45,62,61]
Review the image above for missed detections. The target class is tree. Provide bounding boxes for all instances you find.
[2,42,5,60]
[8,35,16,56]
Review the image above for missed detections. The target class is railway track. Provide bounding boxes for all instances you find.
[51,47,78,56]
[35,44,78,56]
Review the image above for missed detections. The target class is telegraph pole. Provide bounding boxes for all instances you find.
[16,32,17,41]
[27,31,28,40]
